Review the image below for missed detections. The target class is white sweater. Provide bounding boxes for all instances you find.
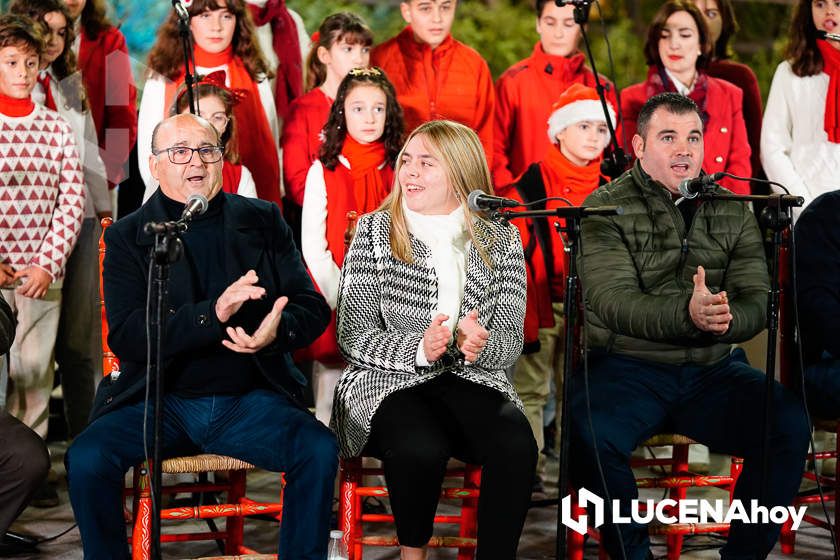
[761,60,840,216]
[138,67,280,202]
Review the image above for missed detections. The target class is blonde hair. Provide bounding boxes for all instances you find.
[380,120,495,265]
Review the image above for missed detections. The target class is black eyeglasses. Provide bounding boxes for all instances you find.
[153,145,224,164]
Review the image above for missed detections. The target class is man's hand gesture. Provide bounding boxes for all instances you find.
[689,265,731,335]
[222,296,288,354]
[215,270,266,323]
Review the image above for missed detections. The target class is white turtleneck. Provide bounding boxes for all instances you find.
[403,201,470,366]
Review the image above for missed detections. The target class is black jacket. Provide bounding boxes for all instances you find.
[794,190,840,365]
[92,191,330,420]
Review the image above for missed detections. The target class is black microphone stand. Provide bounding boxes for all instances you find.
[560,0,628,179]
[173,1,197,115]
[141,218,187,560]
[495,204,622,558]
[694,189,803,513]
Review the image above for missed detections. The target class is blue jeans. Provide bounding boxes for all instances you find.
[570,353,810,560]
[66,389,338,560]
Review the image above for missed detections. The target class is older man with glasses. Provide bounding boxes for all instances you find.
[65,113,336,560]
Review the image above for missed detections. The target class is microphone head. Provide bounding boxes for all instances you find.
[677,179,698,199]
[466,190,485,212]
[186,193,209,216]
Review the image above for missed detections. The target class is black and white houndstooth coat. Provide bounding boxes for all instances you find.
[331,210,527,458]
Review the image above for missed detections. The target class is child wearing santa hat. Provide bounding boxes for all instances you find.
[508,83,615,493]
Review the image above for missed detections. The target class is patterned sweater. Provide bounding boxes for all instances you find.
[331,210,526,457]
[0,104,86,280]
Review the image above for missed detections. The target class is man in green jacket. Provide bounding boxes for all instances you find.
[571,92,809,559]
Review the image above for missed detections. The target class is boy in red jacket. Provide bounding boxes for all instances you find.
[509,84,613,493]
[494,0,617,189]
[371,0,494,166]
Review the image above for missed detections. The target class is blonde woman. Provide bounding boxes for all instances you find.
[332,120,536,560]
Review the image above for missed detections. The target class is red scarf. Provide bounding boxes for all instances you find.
[164,46,282,206]
[645,65,710,126]
[540,144,603,207]
[324,137,392,267]
[37,72,57,111]
[341,136,391,214]
[0,93,34,117]
[247,0,302,122]
[221,160,243,194]
[818,40,840,143]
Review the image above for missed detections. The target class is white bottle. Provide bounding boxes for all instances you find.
[327,529,349,560]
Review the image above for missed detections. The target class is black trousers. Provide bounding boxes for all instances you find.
[366,373,536,559]
[0,411,49,534]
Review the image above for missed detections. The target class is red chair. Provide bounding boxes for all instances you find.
[338,457,480,559]
[98,217,284,559]
[565,434,742,560]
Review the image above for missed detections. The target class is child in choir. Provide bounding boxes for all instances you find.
[301,67,404,425]
[761,0,840,212]
[509,83,613,494]
[170,72,257,198]
[139,0,281,205]
[621,0,751,194]
[282,12,373,209]
[494,0,617,189]
[9,0,110,455]
[243,0,308,121]
[0,14,85,450]
[692,0,764,184]
[372,0,495,165]
[64,0,137,193]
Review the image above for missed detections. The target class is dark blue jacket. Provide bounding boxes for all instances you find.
[91,190,330,420]
[794,190,840,365]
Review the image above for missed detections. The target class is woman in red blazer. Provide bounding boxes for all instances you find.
[620,0,751,193]
[66,0,138,190]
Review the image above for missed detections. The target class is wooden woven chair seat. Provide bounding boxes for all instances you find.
[641,433,697,447]
[161,454,255,474]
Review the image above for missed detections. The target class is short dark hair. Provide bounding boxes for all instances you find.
[0,14,44,57]
[643,0,712,70]
[535,0,553,17]
[636,92,700,139]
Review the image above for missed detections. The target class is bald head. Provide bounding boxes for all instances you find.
[149,113,223,203]
[151,113,219,153]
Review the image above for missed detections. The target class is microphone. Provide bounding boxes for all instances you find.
[678,172,725,199]
[467,190,521,212]
[172,0,190,22]
[818,30,840,42]
[180,193,208,223]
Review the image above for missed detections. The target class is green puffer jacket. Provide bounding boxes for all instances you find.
[579,162,769,365]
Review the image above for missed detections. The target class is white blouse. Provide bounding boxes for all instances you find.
[403,201,470,365]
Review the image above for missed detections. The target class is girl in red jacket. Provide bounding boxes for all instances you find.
[170,73,257,199]
[282,12,374,209]
[301,67,404,425]
[64,0,137,191]
[621,0,751,194]
[139,0,281,206]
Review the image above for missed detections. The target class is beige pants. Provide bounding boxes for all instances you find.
[2,285,62,438]
[511,302,565,474]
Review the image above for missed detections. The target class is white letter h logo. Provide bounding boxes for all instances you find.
[561,488,604,535]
